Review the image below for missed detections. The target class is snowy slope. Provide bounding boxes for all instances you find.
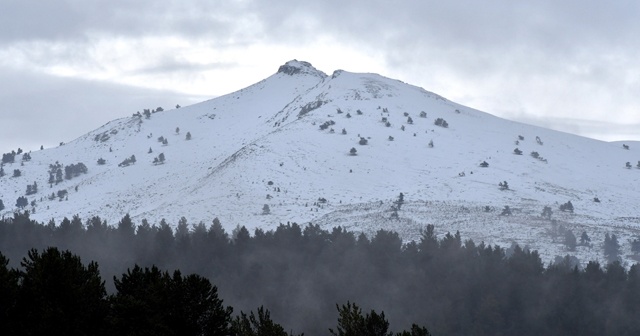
[1,60,640,266]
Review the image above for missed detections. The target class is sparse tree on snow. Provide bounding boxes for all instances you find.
[580,231,591,246]
[604,233,621,263]
[564,230,577,251]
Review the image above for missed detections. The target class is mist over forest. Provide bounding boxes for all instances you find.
[2,212,640,335]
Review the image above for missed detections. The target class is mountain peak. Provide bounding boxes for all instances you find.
[277,60,327,78]
[6,60,640,268]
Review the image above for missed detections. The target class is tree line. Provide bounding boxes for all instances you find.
[0,247,429,336]
[1,212,640,335]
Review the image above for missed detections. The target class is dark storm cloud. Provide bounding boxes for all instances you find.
[0,68,204,154]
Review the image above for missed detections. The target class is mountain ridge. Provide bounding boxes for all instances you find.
[1,60,639,266]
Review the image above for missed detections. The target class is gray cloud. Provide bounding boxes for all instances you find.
[0,67,205,154]
[1,0,639,149]
[5,1,639,70]
[5,1,640,53]
[0,1,253,44]
[131,59,237,76]
[238,1,640,127]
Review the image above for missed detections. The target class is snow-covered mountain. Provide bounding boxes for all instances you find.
[2,60,639,265]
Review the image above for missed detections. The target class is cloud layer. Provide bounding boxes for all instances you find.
[2,1,639,153]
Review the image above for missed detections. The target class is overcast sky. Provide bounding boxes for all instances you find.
[2,1,639,154]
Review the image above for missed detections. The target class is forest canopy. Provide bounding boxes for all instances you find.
[1,212,640,335]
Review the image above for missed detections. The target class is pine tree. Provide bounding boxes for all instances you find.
[13,248,108,335]
[564,230,577,251]
[117,213,135,238]
[397,325,432,336]
[15,196,28,209]
[55,168,63,184]
[501,206,512,216]
[0,251,18,332]
[2,152,15,164]
[631,238,640,255]
[329,302,393,336]
[560,201,574,212]
[232,306,297,336]
[111,265,233,335]
[604,233,621,263]
[329,302,366,336]
[57,189,68,200]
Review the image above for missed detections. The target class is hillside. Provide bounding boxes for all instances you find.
[1,59,640,266]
